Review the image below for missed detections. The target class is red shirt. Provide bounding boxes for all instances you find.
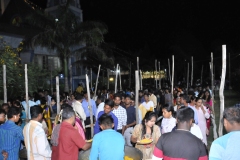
[51,121,86,160]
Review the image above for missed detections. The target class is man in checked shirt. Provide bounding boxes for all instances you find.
[112,93,127,135]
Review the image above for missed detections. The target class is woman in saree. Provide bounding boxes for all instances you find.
[131,111,161,160]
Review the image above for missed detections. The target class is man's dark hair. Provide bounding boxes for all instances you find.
[1,103,9,108]
[223,107,240,124]
[180,94,189,102]
[97,96,105,102]
[61,103,72,110]
[148,89,153,94]
[62,107,75,120]
[13,101,21,107]
[114,93,122,99]
[51,98,56,102]
[30,105,43,119]
[98,113,113,127]
[75,94,83,100]
[177,107,194,123]
[104,99,114,108]
[144,93,150,97]
[139,90,143,93]
[40,97,47,105]
[124,94,131,99]
[7,107,21,119]
[0,109,6,115]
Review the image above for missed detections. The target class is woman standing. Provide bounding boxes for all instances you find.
[194,97,210,145]
[203,90,212,132]
[131,111,161,160]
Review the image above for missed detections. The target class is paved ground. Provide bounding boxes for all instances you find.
[207,89,239,149]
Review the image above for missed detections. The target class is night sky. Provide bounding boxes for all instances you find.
[30,0,240,79]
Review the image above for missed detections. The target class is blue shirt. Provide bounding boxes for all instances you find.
[90,129,125,160]
[188,104,199,124]
[0,120,24,160]
[94,111,118,135]
[209,131,240,160]
[21,100,37,119]
[82,99,97,117]
[123,106,136,125]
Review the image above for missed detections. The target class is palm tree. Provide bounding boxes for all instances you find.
[25,0,107,92]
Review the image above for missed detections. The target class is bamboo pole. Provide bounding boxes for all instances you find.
[168,59,171,84]
[137,57,139,73]
[218,45,226,137]
[90,68,92,90]
[135,70,139,124]
[191,56,193,87]
[210,53,218,139]
[140,70,143,90]
[186,63,189,94]
[201,65,203,85]
[171,56,174,106]
[229,53,231,89]
[155,59,157,89]
[119,66,122,91]
[129,61,131,88]
[70,65,72,94]
[56,76,60,114]
[25,64,29,120]
[158,61,161,89]
[3,65,7,103]
[115,64,119,93]
[86,74,93,138]
[94,65,101,98]
[107,69,110,89]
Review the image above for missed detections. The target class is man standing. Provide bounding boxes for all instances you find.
[94,99,118,134]
[149,89,157,109]
[72,94,86,128]
[112,94,127,134]
[209,107,240,160]
[152,107,208,160]
[90,114,125,160]
[123,95,136,146]
[0,109,6,125]
[52,107,91,160]
[82,91,97,139]
[164,88,172,106]
[96,96,105,118]
[180,94,198,124]
[21,94,37,119]
[23,105,52,160]
[0,107,23,160]
[139,90,145,103]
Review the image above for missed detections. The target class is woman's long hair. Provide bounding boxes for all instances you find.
[141,111,157,139]
[203,90,211,102]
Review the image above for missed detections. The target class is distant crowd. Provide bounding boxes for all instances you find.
[0,83,240,160]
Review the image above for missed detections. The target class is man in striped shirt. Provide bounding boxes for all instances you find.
[112,94,127,135]
[0,107,23,160]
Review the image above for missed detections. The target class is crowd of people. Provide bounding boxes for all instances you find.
[0,84,240,160]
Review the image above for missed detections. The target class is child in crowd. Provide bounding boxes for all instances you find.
[161,104,176,134]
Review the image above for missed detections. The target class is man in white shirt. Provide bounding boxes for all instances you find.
[23,106,52,160]
[96,96,105,118]
[72,94,86,128]
[112,94,127,135]
[149,89,157,109]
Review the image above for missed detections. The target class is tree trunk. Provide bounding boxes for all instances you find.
[63,56,69,92]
